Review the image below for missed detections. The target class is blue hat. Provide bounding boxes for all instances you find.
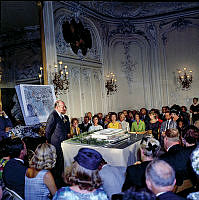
[74,148,103,170]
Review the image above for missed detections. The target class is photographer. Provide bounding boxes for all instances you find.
[0,105,12,141]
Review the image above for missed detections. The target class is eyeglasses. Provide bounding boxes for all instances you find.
[58,105,67,109]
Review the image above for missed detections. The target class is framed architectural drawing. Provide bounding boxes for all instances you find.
[15,84,56,125]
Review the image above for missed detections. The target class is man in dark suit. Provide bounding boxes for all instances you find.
[160,111,177,147]
[160,128,197,186]
[161,128,183,155]
[2,137,27,199]
[78,116,92,133]
[0,107,13,141]
[45,100,70,188]
[145,159,185,200]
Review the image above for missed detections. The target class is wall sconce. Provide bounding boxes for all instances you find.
[105,72,118,95]
[38,66,43,85]
[177,67,193,89]
[52,61,69,96]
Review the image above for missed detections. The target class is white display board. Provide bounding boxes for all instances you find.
[15,84,56,125]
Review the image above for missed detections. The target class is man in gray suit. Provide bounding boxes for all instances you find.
[160,111,177,146]
[98,159,126,200]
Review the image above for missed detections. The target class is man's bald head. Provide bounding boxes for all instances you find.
[54,100,67,115]
[146,159,175,189]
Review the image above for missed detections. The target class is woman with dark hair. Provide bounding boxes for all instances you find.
[69,118,80,138]
[53,148,108,200]
[182,125,199,147]
[131,112,145,132]
[145,110,159,140]
[177,119,186,138]
[108,112,122,129]
[88,115,103,132]
[126,110,134,129]
[122,136,160,191]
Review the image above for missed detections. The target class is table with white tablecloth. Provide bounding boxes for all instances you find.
[61,139,141,168]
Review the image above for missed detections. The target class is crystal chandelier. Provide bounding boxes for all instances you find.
[177,67,193,89]
[105,72,118,95]
[52,61,69,96]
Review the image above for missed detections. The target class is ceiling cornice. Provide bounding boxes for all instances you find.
[58,1,199,24]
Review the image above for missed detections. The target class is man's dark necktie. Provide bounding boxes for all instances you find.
[166,120,169,130]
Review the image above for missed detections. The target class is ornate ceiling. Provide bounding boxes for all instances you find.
[78,1,199,19]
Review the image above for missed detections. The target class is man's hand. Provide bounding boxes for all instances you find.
[0,111,6,117]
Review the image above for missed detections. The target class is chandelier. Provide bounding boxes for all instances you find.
[105,72,118,95]
[177,67,193,89]
[52,61,69,96]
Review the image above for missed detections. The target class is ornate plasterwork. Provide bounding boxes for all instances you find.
[145,23,157,46]
[54,6,102,62]
[79,2,199,20]
[160,17,199,45]
[121,41,138,93]
[107,20,150,46]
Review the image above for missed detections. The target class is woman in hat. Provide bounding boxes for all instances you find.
[53,148,108,200]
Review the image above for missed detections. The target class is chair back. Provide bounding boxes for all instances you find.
[3,187,24,200]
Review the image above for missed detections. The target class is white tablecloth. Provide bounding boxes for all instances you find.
[61,140,141,168]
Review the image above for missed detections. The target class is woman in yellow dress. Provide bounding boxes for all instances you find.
[108,112,122,129]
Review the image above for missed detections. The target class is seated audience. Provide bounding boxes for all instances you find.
[53,148,108,200]
[0,106,13,141]
[180,106,190,127]
[145,159,185,200]
[97,112,104,127]
[126,110,134,129]
[187,145,199,200]
[103,115,111,129]
[160,111,176,147]
[160,111,176,135]
[86,112,93,124]
[79,116,92,133]
[2,137,28,199]
[159,106,169,121]
[108,112,122,129]
[88,115,103,132]
[118,112,130,132]
[170,109,179,129]
[69,118,80,138]
[140,108,150,124]
[25,143,57,199]
[0,138,11,180]
[0,138,11,199]
[131,112,145,132]
[98,158,126,199]
[122,110,128,120]
[178,119,186,138]
[194,120,199,129]
[122,136,160,191]
[145,110,160,140]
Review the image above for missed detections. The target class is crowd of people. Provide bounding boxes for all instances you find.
[0,97,199,199]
